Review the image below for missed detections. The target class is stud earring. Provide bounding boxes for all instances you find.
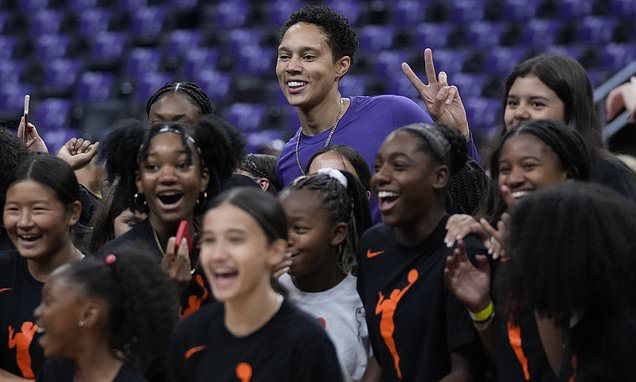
[134,192,147,207]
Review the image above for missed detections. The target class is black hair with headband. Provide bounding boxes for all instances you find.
[146,81,214,116]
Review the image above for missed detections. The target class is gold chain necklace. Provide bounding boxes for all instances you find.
[294,98,345,175]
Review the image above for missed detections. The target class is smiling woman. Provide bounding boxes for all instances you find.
[0,154,84,380]
[98,115,244,321]
[168,188,344,382]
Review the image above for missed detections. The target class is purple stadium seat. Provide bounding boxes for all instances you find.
[546,45,583,60]
[33,98,72,131]
[559,0,593,18]
[384,73,419,99]
[266,0,303,26]
[30,9,64,36]
[413,23,453,49]
[214,0,250,29]
[502,0,538,21]
[340,74,369,97]
[427,49,467,77]
[225,103,266,132]
[359,25,395,52]
[0,60,25,84]
[133,72,172,104]
[393,0,426,26]
[521,19,559,47]
[236,45,274,75]
[374,50,410,81]
[467,22,504,48]
[35,34,70,60]
[0,83,33,113]
[246,130,284,153]
[226,28,263,52]
[117,0,148,11]
[485,47,527,75]
[67,0,100,12]
[586,69,608,87]
[168,0,199,11]
[600,43,636,71]
[90,32,126,66]
[452,73,487,99]
[450,0,484,23]
[610,0,636,16]
[324,0,362,25]
[193,69,231,102]
[183,48,220,77]
[125,48,161,81]
[18,0,51,12]
[465,98,500,132]
[0,11,11,33]
[577,17,617,44]
[75,72,114,103]
[0,36,17,58]
[44,59,82,94]
[78,9,111,36]
[130,6,167,43]
[164,30,202,59]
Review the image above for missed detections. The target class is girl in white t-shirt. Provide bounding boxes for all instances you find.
[278,168,373,382]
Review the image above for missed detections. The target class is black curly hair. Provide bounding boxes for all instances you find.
[283,171,372,272]
[480,119,592,220]
[57,248,178,370]
[145,81,213,117]
[100,116,244,217]
[496,182,636,328]
[280,4,358,66]
[0,127,26,212]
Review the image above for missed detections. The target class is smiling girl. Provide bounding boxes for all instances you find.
[168,188,343,381]
[0,154,84,380]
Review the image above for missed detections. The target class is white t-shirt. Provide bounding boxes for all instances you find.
[279,273,371,382]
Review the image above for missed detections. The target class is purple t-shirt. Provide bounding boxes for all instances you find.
[277,95,479,222]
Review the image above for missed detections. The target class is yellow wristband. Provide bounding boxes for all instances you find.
[469,301,494,322]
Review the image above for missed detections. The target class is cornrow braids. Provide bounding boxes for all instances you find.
[145,81,213,117]
[288,171,371,272]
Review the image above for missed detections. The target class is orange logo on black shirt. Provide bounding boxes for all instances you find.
[235,362,253,382]
[366,249,384,259]
[0,288,11,293]
[507,322,530,381]
[375,269,418,379]
[180,274,210,319]
[7,321,38,379]
[184,345,207,360]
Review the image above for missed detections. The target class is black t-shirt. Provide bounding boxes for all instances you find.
[38,358,146,381]
[357,217,480,381]
[591,156,636,202]
[558,312,636,382]
[168,299,344,382]
[98,219,211,319]
[495,308,556,382]
[0,251,45,379]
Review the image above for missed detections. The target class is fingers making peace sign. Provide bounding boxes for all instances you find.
[402,48,470,139]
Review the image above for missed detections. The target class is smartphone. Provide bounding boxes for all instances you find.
[175,219,192,253]
[22,95,30,144]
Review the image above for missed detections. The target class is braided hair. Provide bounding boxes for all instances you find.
[145,81,214,117]
[286,171,371,272]
[56,250,178,371]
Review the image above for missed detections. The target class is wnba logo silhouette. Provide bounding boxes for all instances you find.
[375,269,418,380]
[235,362,253,382]
[7,321,38,379]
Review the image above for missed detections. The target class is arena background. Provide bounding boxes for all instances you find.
[0,0,634,160]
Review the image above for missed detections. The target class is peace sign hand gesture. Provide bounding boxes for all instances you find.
[402,48,470,139]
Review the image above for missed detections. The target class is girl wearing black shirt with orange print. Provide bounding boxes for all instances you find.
[168,188,343,382]
[357,123,483,381]
[0,155,84,380]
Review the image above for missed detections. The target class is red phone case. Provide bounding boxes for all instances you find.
[175,220,192,253]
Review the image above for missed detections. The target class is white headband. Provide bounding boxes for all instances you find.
[317,167,348,188]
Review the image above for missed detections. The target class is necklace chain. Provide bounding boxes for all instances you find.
[294,98,345,175]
